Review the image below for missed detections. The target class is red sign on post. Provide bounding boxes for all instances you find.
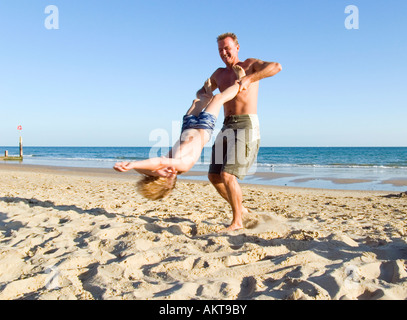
[17,125,22,130]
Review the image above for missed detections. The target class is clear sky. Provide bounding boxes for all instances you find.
[0,0,406,147]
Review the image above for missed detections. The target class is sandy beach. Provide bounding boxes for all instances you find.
[1,163,406,300]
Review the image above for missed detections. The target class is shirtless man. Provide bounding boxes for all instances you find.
[198,33,282,231]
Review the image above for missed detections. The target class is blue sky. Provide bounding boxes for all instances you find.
[0,0,406,147]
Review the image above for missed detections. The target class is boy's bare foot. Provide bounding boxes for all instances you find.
[232,65,246,80]
[204,78,213,95]
[196,78,213,105]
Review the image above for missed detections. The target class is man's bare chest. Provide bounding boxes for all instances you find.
[216,72,237,91]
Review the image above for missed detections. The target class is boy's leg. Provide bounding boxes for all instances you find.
[186,99,206,117]
[204,65,246,116]
[185,79,213,116]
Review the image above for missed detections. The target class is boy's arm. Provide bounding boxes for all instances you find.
[114,159,179,177]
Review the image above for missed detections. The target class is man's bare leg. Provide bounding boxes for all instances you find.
[208,173,249,211]
[207,65,250,231]
[208,172,250,232]
[220,172,245,231]
[208,173,229,201]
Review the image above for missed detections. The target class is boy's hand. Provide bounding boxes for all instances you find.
[114,162,132,172]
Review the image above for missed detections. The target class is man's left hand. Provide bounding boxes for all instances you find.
[238,76,251,92]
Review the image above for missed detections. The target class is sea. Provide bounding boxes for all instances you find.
[1,146,407,192]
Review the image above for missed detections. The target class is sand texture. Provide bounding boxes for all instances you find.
[1,166,407,300]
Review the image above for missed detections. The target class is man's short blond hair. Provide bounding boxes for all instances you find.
[217,32,239,46]
[136,175,177,200]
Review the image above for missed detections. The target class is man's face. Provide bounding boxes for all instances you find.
[218,37,239,67]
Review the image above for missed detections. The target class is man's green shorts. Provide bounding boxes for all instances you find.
[208,114,260,180]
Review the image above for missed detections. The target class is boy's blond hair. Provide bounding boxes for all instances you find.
[136,175,177,200]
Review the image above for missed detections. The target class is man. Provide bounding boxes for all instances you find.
[198,32,282,231]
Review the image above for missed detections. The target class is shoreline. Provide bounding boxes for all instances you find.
[1,162,406,193]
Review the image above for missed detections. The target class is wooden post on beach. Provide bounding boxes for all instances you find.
[17,125,23,159]
[19,136,23,158]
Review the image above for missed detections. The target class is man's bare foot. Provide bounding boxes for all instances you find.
[233,65,246,80]
[218,222,243,233]
[218,206,258,232]
[217,206,251,233]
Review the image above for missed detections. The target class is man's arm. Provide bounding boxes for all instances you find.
[239,59,282,91]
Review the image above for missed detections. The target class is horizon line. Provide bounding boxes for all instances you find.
[1,145,407,148]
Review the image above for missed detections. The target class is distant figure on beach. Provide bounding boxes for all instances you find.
[114,65,246,200]
[197,33,282,231]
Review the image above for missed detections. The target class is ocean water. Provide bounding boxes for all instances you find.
[1,146,407,191]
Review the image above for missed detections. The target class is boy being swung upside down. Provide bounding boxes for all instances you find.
[114,65,246,200]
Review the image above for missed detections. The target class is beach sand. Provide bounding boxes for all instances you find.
[1,164,407,300]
